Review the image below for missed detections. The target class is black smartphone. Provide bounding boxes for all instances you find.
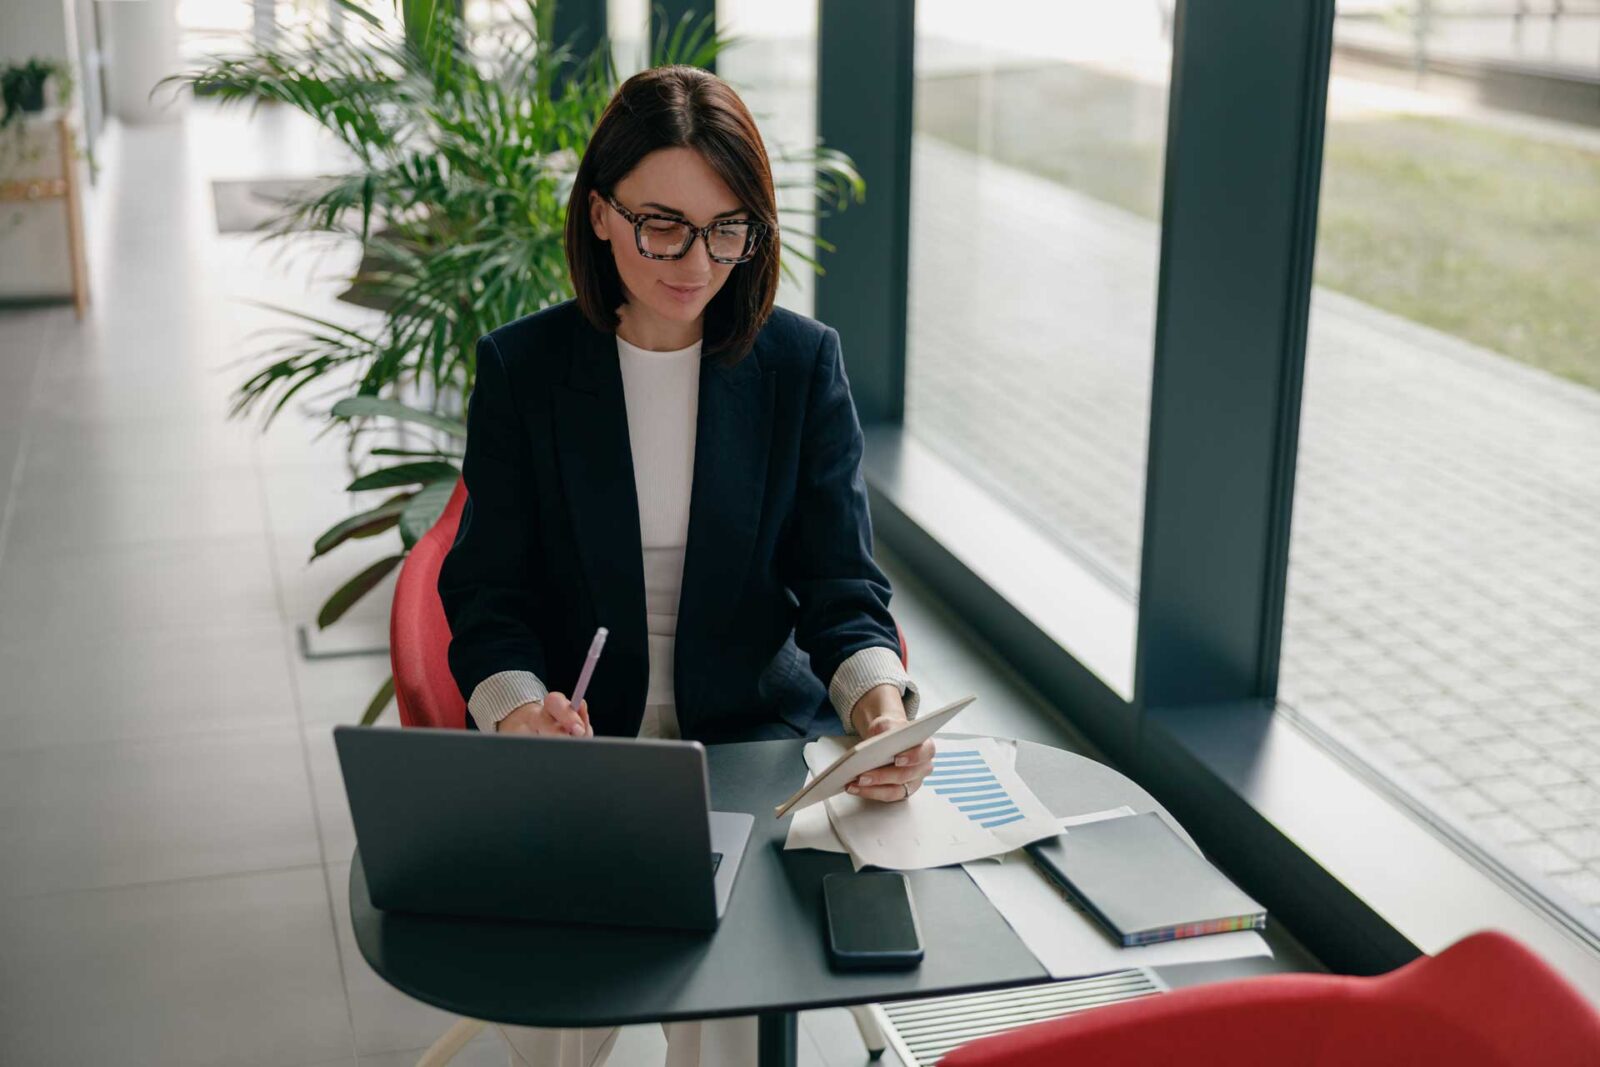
[822,871,925,971]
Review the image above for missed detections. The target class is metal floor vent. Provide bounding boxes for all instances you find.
[874,969,1166,1066]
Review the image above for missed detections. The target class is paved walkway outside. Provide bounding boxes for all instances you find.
[903,132,1600,923]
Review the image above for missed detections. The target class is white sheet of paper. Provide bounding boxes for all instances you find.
[961,808,1273,978]
[804,735,1060,871]
[783,782,846,853]
[783,737,1022,855]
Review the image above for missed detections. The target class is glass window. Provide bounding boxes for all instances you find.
[717,0,819,316]
[464,1,533,45]
[902,0,1173,690]
[1280,0,1600,932]
[177,0,257,58]
[905,1,1172,598]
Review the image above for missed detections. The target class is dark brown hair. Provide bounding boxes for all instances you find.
[564,65,780,364]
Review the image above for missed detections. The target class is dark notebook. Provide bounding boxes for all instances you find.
[1024,812,1266,947]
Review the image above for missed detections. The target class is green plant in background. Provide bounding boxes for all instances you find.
[157,0,864,724]
[1,56,92,241]
[1,56,74,127]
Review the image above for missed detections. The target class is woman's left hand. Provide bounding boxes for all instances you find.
[845,706,935,803]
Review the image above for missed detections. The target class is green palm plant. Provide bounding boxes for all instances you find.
[157,0,864,723]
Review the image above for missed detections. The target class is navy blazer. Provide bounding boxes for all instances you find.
[437,298,901,743]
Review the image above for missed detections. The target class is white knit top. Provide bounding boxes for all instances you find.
[615,332,701,739]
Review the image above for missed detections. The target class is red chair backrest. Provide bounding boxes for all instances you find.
[390,477,910,729]
[938,929,1600,1067]
[390,479,470,730]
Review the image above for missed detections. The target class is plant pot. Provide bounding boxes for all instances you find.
[16,78,46,112]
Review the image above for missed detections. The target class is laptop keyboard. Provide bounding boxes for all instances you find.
[711,851,723,875]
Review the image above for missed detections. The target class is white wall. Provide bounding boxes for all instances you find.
[0,0,77,66]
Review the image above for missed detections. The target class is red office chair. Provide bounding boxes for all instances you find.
[937,930,1600,1066]
[388,478,911,1065]
[391,479,471,731]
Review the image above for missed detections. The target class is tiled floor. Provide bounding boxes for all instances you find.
[904,120,1600,923]
[0,98,1320,1067]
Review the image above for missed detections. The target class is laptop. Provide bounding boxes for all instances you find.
[332,726,754,932]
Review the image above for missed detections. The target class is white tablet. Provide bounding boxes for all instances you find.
[773,695,977,818]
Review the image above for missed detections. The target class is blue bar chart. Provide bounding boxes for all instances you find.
[926,749,1026,828]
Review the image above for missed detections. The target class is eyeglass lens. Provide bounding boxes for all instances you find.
[639,218,755,261]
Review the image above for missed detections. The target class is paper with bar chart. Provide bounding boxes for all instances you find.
[799,735,1061,871]
[783,737,1024,855]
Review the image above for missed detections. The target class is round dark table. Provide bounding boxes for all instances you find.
[349,732,1194,1066]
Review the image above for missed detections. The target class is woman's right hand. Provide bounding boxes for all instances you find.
[495,691,592,737]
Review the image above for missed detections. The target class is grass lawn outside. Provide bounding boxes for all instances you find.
[915,62,1600,391]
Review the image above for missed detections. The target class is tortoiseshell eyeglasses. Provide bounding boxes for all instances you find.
[606,194,769,264]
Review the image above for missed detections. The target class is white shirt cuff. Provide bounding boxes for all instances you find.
[467,670,548,734]
[828,645,920,734]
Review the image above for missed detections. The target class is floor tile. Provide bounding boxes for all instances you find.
[0,419,23,486]
[801,1005,897,1067]
[28,356,245,424]
[292,627,397,728]
[0,533,280,645]
[0,726,321,896]
[3,461,269,555]
[0,867,352,1067]
[21,408,260,478]
[351,1030,507,1066]
[306,724,357,866]
[0,620,297,752]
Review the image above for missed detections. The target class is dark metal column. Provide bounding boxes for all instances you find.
[552,0,606,70]
[1134,0,1336,711]
[815,0,915,425]
[651,0,716,73]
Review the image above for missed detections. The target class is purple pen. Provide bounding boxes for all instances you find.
[567,626,608,731]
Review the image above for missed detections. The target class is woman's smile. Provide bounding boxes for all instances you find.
[660,280,706,303]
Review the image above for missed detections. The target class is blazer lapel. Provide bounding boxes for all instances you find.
[675,344,775,706]
[550,315,648,721]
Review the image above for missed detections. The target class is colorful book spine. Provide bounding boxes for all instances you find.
[1124,913,1267,946]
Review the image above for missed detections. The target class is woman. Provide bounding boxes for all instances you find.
[437,65,933,1067]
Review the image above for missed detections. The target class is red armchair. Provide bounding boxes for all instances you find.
[938,930,1600,1066]
[391,480,471,730]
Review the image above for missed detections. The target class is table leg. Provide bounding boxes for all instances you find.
[757,1010,798,1067]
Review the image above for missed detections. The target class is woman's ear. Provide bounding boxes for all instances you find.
[589,191,610,243]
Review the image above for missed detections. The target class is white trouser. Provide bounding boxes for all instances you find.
[499,1014,760,1067]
